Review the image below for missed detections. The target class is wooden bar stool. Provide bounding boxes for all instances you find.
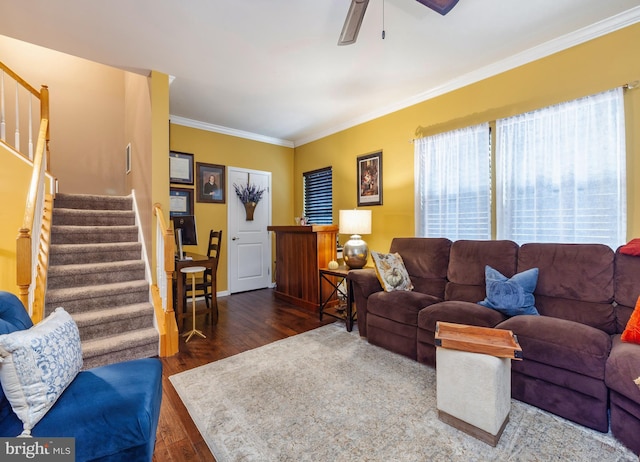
[180,266,207,342]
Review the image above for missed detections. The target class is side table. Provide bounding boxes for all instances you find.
[180,266,208,342]
[318,267,356,332]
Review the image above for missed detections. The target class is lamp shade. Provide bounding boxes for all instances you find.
[339,209,371,236]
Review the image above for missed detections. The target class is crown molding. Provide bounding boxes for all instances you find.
[170,115,294,148]
[293,6,640,147]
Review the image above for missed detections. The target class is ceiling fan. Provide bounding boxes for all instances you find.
[338,0,459,45]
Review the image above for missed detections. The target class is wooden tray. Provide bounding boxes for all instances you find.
[434,321,522,360]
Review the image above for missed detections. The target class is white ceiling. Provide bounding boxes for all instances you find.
[1,0,640,147]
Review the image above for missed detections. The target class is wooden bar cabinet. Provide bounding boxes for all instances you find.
[267,225,338,310]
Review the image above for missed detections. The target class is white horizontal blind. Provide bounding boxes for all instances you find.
[496,88,626,248]
[304,167,333,225]
[415,123,491,240]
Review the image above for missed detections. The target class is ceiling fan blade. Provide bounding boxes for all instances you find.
[338,0,369,46]
[416,0,459,15]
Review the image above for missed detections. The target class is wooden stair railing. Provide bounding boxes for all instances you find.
[2,59,53,322]
[16,119,51,322]
[1,61,50,164]
[153,203,179,356]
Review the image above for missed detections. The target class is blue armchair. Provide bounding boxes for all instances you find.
[0,291,162,461]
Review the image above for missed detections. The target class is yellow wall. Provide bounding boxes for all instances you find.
[0,34,127,195]
[294,23,640,254]
[0,147,32,295]
[124,71,154,261]
[169,124,295,292]
[151,72,171,283]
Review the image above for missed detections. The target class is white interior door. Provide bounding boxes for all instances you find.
[227,167,272,293]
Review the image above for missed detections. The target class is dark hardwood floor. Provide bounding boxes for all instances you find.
[152,288,334,462]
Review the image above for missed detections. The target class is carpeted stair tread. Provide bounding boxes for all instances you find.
[45,280,149,315]
[72,302,153,327]
[51,225,138,244]
[52,208,135,226]
[49,242,142,265]
[72,303,155,342]
[47,260,145,289]
[81,327,159,370]
[54,193,133,211]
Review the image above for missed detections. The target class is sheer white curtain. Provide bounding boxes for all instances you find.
[496,88,626,248]
[415,123,491,240]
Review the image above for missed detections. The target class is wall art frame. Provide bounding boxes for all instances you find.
[169,151,194,185]
[169,187,194,217]
[357,150,383,206]
[196,162,226,204]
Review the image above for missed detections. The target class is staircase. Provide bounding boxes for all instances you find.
[45,193,159,369]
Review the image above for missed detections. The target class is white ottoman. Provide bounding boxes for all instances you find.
[436,347,511,446]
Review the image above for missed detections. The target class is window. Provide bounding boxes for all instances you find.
[496,88,626,248]
[303,167,333,225]
[415,123,491,240]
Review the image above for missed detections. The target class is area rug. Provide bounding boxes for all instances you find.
[169,323,636,461]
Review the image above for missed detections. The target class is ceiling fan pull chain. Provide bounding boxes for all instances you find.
[381,0,386,39]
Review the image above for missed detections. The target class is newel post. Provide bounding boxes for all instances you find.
[16,228,32,311]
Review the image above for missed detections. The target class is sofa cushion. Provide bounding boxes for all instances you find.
[0,292,33,424]
[0,293,33,335]
[621,296,640,345]
[0,308,83,435]
[418,300,507,336]
[606,335,640,401]
[389,237,451,297]
[478,265,539,316]
[518,243,616,333]
[0,358,163,461]
[614,249,640,332]
[371,251,414,292]
[497,315,611,380]
[445,240,519,303]
[368,291,440,326]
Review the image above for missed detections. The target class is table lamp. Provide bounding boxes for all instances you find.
[339,209,372,269]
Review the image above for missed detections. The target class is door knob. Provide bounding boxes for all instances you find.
[232,237,239,241]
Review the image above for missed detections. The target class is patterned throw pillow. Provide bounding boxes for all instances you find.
[0,307,83,436]
[478,265,539,317]
[621,296,640,345]
[371,251,414,292]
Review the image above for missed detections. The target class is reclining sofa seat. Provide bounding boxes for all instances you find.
[496,243,615,432]
[351,237,451,360]
[416,239,517,366]
[607,249,640,453]
[0,292,163,461]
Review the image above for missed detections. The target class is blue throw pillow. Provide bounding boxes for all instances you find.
[478,265,540,317]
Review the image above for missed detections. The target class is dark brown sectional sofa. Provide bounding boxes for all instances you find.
[348,238,640,454]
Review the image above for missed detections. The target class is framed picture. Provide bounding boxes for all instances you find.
[196,162,226,204]
[169,187,194,216]
[169,151,194,185]
[357,151,383,206]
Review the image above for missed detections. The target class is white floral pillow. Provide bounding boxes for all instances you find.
[0,307,83,436]
[371,251,414,292]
